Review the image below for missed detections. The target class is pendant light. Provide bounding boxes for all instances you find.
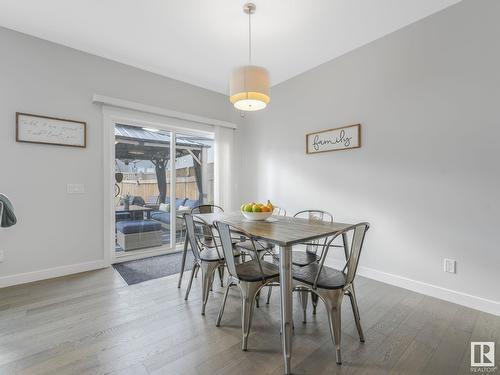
[230,3,270,111]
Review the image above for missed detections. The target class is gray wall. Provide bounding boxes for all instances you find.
[238,0,500,307]
[0,27,235,283]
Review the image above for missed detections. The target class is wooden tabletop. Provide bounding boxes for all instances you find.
[194,211,353,247]
[115,205,154,213]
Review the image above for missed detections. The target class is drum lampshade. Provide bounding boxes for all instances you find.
[229,65,270,111]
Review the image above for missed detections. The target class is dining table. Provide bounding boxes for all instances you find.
[187,211,354,375]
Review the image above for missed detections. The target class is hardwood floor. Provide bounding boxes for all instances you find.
[0,267,498,375]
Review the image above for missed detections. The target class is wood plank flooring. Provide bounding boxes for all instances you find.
[0,267,498,375]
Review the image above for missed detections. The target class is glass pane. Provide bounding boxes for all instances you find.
[114,124,172,253]
[173,132,215,247]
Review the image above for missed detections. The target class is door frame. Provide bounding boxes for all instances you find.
[102,106,214,265]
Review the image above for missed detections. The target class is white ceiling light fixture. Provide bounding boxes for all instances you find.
[229,3,270,112]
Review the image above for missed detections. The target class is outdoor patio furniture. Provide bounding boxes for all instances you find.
[116,219,162,251]
[145,195,160,208]
[150,198,202,229]
[115,212,132,223]
[115,205,153,220]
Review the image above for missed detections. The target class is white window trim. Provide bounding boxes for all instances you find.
[93,94,237,129]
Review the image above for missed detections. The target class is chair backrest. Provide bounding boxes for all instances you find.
[184,214,202,262]
[293,210,334,255]
[191,204,224,214]
[190,205,224,240]
[272,206,287,216]
[214,220,266,282]
[315,222,369,288]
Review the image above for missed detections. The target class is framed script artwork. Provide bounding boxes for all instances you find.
[16,112,86,148]
[306,124,361,154]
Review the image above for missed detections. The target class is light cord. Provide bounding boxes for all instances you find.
[248,9,252,65]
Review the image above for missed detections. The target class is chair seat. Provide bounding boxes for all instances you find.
[199,237,239,249]
[199,248,240,262]
[199,248,224,262]
[293,263,346,290]
[236,260,279,282]
[235,239,274,253]
[291,250,319,266]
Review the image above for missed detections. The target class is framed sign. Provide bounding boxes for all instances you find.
[306,124,361,154]
[16,112,86,148]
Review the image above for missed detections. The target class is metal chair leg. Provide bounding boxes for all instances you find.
[218,266,225,288]
[177,232,189,288]
[320,290,344,365]
[194,265,200,278]
[216,281,232,327]
[266,285,272,304]
[184,263,198,301]
[201,262,218,315]
[311,293,319,314]
[299,290,308,323]
[347,286,365,342]
[239,281,261,351]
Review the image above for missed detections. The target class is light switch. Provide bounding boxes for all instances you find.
[67,184,85,194]
[443,258,456,274]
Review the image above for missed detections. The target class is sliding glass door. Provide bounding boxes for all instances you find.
[173,132,214,246]
[113,121,214,257]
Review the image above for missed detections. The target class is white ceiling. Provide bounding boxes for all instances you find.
[0,0,461,95]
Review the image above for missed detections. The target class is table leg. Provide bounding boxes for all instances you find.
[342,232,350,260]
[177,231,189,289]
[279,245,293,374]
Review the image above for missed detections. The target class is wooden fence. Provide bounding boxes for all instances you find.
[119,177,198,202]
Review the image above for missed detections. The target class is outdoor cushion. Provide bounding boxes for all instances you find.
[175,198,187,209]
[159,203,170,212]
[150,211,171,224]
[116,220,162,234]
[184,199,201,209]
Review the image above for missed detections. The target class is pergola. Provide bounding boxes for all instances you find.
[114,124,209,204]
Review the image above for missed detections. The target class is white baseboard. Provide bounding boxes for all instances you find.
[326,258,500,316]
[0,260,108,288]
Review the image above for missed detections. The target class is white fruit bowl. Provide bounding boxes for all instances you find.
[241,211,273,221]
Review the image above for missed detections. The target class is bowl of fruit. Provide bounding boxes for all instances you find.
[240,200,274,221]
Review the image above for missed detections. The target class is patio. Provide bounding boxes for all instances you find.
[114,124,214,252]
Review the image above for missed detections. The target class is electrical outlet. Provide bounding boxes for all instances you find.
[67,184,85,194]
[0,250,4,262]
[444,258,456,274]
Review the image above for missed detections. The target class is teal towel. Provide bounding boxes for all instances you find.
[0,194,17,228]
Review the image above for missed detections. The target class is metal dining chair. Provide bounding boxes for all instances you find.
[234,204,285,261]
[178,204,232,288]
[184,214,231,315]
[214,220,280,351]
[191,205,226,250]
[293,222,370,365]
[272,206,287,216]
[266,210,334,309]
